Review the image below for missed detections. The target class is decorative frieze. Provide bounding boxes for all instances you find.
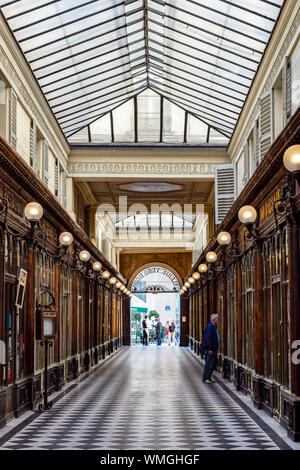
[68,162,216,177]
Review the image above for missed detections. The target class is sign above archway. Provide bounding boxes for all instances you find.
[131,266,180,293]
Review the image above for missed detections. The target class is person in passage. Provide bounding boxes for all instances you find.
[155,317,162,346]
[168,319,178,346]
[142,315,149,345]
[165,321,169,344]
[202,313,219,383]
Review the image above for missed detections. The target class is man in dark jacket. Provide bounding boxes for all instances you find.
[142,315,149,345]
[202,314,219,383]
[155,318,162,346]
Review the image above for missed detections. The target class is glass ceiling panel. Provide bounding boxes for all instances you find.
[0,0,284,143]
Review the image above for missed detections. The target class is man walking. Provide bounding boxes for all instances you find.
[142,315,149,345]
[155,318,162,346]
[168,319,178,346]
[202,314,219,383]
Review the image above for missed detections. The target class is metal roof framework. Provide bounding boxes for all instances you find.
[0,0,284,143]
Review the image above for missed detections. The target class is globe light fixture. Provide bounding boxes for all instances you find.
[116,281,122,289]
[206,251,217,263]
[92,261,102,271]
[102,271,110,280]
[79,250,90,262]
[238,205,257,225]
[109,277,117,285]
[188,277,195,284]
[59,232,73,247]
[24,202,43,221]
[217,231,231,246]
[192,272,200,280]
[182,286,187,292]
[184,281,191,288]
[120,285,126,292]
[283,145,300,172]
[198,263,208,273]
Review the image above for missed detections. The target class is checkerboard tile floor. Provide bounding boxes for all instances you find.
[0,346,289,450]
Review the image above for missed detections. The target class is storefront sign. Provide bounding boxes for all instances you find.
[259,188,281,223]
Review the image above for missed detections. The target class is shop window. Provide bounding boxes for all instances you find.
[241,252,254,369]
[227,264,236,361]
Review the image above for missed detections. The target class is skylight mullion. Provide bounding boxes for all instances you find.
[184,0,272,34]
[58,84,147,124]
[149,64,244,106]
[56,78,147,121]
[149,50,249,91]
[215,0,278,21]
[6,0,64,20]
[51,74,144,111]
[16,4,143,44]
[150,84,235,131]
[149,61,246,101]
[160,1,268,44]
[48,66,145,103]
[149,70,242,111]
[147,5,263,55]
[32,27,144,73]
[12,0,120,32]
[43,55,145,93]
[36,40,145,81]
[148,17,260,65]
[149,29,257,74]
[148,42,252,83]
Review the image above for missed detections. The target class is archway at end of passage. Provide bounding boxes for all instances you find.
[128,263,182,346]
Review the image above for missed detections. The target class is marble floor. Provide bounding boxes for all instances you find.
[0,346,292,450]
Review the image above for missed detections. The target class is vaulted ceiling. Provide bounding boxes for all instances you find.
[1,0,284,143]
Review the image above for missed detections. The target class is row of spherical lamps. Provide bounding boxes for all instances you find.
[179,145,300,295]
[23,203,132,297]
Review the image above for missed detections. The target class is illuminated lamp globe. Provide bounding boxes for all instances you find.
[120,285,126,292]
[206,251,217,263]
[116,281,122,289]
[192,272,200,280]
[59,232,73,247]
[188,277,195,284]
[198,263,208,273]
[283,145,300,172]
[217,231,231,246]
[79,250,90,262]
[92,261,102,272]
[184,281,191,288]
[182,286,187,292]
[24,202,43,221]
[109,277,117,285]
[238,205,257,224]
[102,271,111,280]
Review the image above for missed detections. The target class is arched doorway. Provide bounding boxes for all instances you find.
[127,263,182,345]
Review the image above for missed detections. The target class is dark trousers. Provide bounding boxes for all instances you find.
[156,333,161,345]
[203,350,217,381]
[142,329,148,345]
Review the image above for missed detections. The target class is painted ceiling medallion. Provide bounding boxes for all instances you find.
[119,182,183,193]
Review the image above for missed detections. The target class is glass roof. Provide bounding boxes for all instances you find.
[111,211,195,230]
[0,0,284,143]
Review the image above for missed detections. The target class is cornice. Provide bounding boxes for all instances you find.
[0,16,70,165]
[0,135,124,282]
[228,1,300,159]
[68,161,216,178]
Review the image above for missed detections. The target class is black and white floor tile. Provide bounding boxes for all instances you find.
[0,346,291,450]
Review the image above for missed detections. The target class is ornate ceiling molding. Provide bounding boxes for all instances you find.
[68,162,215,178]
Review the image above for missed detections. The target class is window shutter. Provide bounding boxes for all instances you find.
[55,160,59,198]
[215,164,236,225]
[30,120,37,171]
[253,118,260,168]
[9,88,17,149]
[286,61,292,119]
[42,139,49,185]
[242,141,249,186]
[259,92,273,160]
[62,170,67,208]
